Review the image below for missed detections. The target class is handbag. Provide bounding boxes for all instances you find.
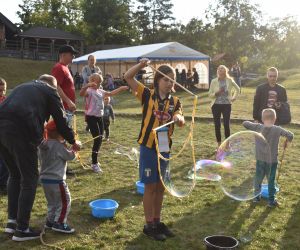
[277,102,291,125]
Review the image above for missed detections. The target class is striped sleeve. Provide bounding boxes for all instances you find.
[135,81,150,105]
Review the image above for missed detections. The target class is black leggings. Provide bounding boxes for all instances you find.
[86,115,104,164]
[211,104,231,143]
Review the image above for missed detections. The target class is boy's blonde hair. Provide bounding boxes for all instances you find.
[89,73,103,84]
[0,77,7,88]
[262,108,276,121]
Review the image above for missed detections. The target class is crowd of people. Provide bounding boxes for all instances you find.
[0,44,294,243]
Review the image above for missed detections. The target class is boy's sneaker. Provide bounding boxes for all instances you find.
[44,220,54,229]
[52,222,75,234]
[91,163,103,173]
[253,196,261,203]
[4,221,17,234]
[156,222,175,237]
[268,200,279,208]
[12,228,41,241]
[143,225,166,241]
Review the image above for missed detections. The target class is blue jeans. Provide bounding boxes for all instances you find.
[255,160,278,201]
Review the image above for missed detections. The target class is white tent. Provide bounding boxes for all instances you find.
[72,42,210,87]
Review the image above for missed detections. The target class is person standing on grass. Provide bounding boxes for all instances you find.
[52,45,78,175]
[192,67,199,85]
[103,96,115,141]
[243,109,294,207]
[125,59,185,241]
[0,75,81,241]
[209,65,240,150]
[82,55,102,84]
[253,67,289,124]
[80,73,128,173]
[51,45,78,125]
[39,120,76,234]
[82,55,102,132]
[0,77,8,195]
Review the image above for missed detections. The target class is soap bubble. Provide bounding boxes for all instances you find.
[193,160,226,181]
[216,131,271,201]
[114,147,139,167]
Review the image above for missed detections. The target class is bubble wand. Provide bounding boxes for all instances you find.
[276,139,288,184]
[150,65,198,198]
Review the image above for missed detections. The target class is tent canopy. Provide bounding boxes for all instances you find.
[73,42,210,64]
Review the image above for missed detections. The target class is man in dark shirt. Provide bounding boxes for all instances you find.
[0,75,81,241]
[253,67,288,123]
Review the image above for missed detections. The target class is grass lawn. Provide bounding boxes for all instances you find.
[0,58,54,89]
[0,61,300,249]
[0,115,299,249]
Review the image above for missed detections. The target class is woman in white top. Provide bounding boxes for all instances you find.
[208,65,240,149]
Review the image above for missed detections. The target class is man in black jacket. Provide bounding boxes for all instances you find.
[0,74,81,241]
[253,67,288,123]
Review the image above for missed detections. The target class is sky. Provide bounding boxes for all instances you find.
[1,0,300,25]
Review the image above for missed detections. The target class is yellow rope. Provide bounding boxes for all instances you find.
[153,95,198,197]
[40,228,65,250]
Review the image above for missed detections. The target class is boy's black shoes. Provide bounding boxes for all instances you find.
[4,222,17,234]
[12,228,41,241]
[52,222,75,234]
[143,225,166,241]
[157,222,175,237]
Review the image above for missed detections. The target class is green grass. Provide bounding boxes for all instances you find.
[0,60,300,249]
[0,58,54,88]
[0,115,299,249]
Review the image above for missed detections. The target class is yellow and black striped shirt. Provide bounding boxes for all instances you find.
[135,81,183,149]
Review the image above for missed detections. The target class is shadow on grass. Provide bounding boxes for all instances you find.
[125,194,241,250]
[280,199,300,249]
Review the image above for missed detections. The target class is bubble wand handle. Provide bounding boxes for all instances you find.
[153,120,175,131]
[276,139,288,184]
[148,65,197,97]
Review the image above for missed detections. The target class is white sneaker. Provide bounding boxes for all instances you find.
[91,163,103,173]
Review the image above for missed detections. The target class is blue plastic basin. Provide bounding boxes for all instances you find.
[261,184,279,199]
[136,181,145,195]
[89,199,119,218]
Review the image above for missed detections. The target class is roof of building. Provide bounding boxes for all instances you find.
[0,12,18,34]
[19,26,84,41]
[73,42,210,63]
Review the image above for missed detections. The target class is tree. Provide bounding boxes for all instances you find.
[205,0,263,63]
[17,0,85,34]
[135,0,175,43]
[82,0,138,45]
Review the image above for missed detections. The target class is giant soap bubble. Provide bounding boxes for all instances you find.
[215,131,271,201]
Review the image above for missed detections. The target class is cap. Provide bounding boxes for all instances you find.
[58,45,79,55]
[45,120,57,131]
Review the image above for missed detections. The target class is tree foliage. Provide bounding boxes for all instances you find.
[17,0,84,34]
[15,0,300,71]
[81,0,137,45]
[135,0,175,43]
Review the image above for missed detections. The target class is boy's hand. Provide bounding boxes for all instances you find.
[139,58,150,68]
[66,99,76,112]
[88,82,97,88]
[72,140,81,152]
[283,139,289,149]
[173,114,185,127]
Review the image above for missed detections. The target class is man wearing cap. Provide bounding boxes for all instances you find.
[0,74,81,241]
[52,45,78,120]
